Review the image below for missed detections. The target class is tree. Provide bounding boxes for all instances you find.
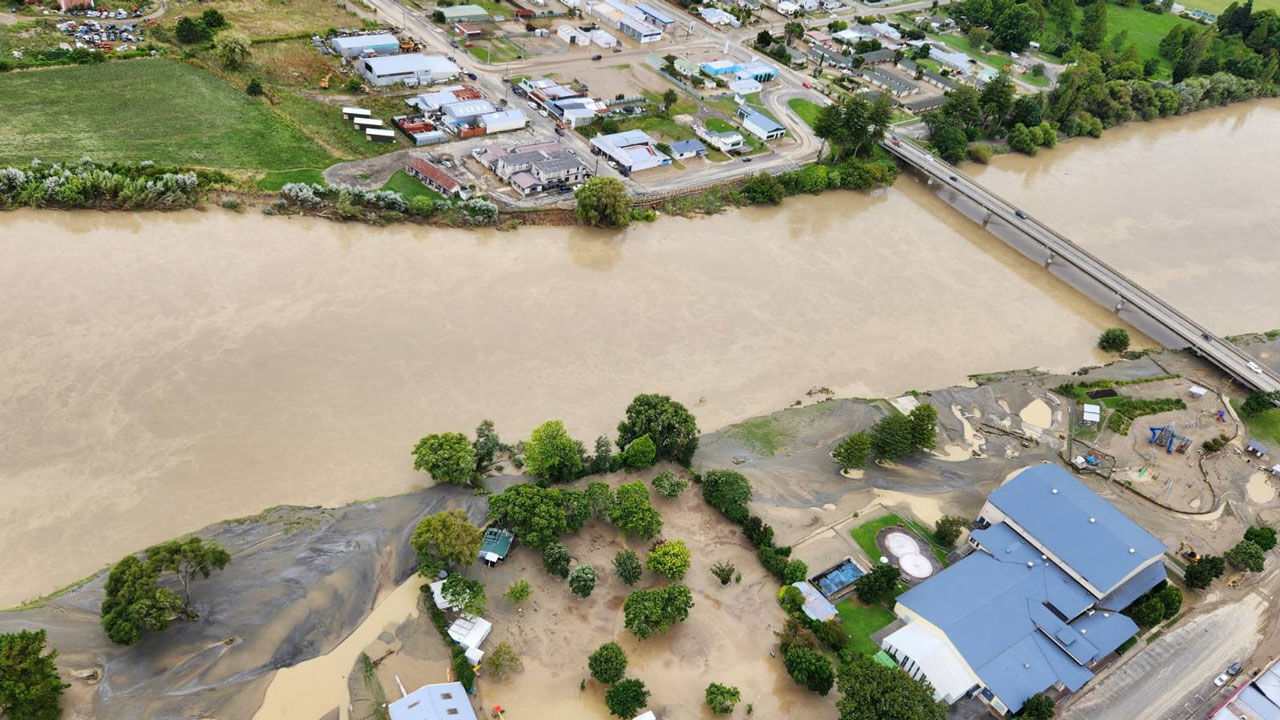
[1047,0,1076,45]
[585,481,615,519]
[200,8,226,28]
[931,122,969,164]
[1184,554,1226,588]
[814,93,894,160]
[574,177,630,228]
[833,431,872,470]
[100,554,183,645]
[979,68,1016,130]
[784,647,835,695]
[609,481,663,540]
[588,436,615,475]
[646,540,692,580]
[711,560,736,585]
[215,31,250,69]
[651,470,688,498]
[442,574,487,616]
[616,394,700,466]
[1158,584,1183,618]
[614,549,644,585]
[542,541,571,578]
[1081,0,1108,51]
[505,578,532,604]
[620,434,657,470]
[836,654,947,720]
[739,172,786,205]
[1022,692,1055,720]
[623,584,694,639]
[246,78,264,96]
[783,559,808,584]
[783,20,805,45]
[1129,596,1165,626]
[1241,391,1280,418]
[743,516,775,547]
[934,516,968,547]
[1246,526,1278,551]
[174,16,211,44]
[473,419,503,472]
[966,25,991,49]
[705,683,741,714]
[908,404,938,452]
[756,29,775,46]
[525,420,583,484]
[566,565,597,598]
[412,432,477,486]
[778,584,805,614]
[870,413,919,463]
[589,642,629,684]
[412,509,483,577]
[1010,95,1044,127]
[486,641,522,679]
[994,3,1039,51]
[605,678,650,718]
[661,88,678,111]
[488,483,568,549]
[1009,122,1040,155]
[854,563,900,604]
[0,630,69,720]
[1097,327,1130,352]
[145,536,231,608]
[701,469,753,523]
[814,618,850,651]
[1227,539,1266,572]
[562,488,593,533]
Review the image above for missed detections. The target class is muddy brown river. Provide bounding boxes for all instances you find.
[2,102,1278,608]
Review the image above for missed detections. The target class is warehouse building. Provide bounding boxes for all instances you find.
[438,3,491,22]
[330,33,402,58]
[359,54,460,86]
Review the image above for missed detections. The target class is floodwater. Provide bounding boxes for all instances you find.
[2,102,1278,609]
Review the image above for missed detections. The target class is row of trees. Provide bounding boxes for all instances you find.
[100,536,231,645]
[0,159,206,210]
[832,403,939,470]
[1184,525,1275,588]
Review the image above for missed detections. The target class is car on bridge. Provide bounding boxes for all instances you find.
[1015,209,1029,219]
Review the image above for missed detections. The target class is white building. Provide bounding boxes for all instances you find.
[358,54,460,87]
[694,124,745,152]
[479,109,528,133]
[330,33,401,58]
[556,23,590,44]
[388,682,477,720]
[590,129,670,173]
[591,28,619,47]
[872,21,902,42]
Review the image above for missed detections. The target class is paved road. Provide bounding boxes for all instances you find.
[882,133,1280,394]
[1061,594,1266,720]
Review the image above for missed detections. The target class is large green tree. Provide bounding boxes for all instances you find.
[832,431,872,470]
[525,420,583,484]
[1022,692,1055,720]
[979,68,1016,130]
[574,177,631,228]
[604,678,650,718]
[487,483,568,549]
[441,574,487,616]
[854,563,900,604]
[870,413,919,463]
[1227,539,1266,572]
[588,642,628,684]
[616,394,700,466]
[412,509,483,577]
[700,469,753,523]
[609,481,663,540]
[1081,0,1108,51]
[0,630,69,720]
[836,655,947,720]
[1245,525,1278,551]
[908,404,938,453]
[145,536,231,608]
[1184,554,1225,588]
[412,432,477,486]
[623,585,694,639]
[784,647,835,695]
[814,93,894,160]
[705,683,741,714]
[100,554,183,645]
[994,3,1039,51]
[646,540,691,580]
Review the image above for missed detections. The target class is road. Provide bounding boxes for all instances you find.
[882,133,1280,394]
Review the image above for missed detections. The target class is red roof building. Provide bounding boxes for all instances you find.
[406,155,469,199]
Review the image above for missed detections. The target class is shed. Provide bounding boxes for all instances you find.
[448,615,493,649]
[1248,441,1270,457]
[342,106,373,119]
[388,682,477,720]
[1188,385,1209,397]
[453,21,484,38]
[792,581,838,621]
[1082,404,1101,424]
[353,116,384,128]
[365,128,397,142]
[428,580,459,611]
[479,527,515,564]
[439,3,491,22]
[1271,464,1280,476]
[331,33,401,58]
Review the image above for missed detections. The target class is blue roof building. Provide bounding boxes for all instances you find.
[882,464,1167,716]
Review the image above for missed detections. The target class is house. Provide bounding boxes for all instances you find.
[590,129,671,173]
[479,527,515,564]
[859,48,897,65]
[776,0,799,15]
[882,464,1168,716]
[407,155,470,198]
[1210,658,1280,720]
[736,106,785,141]
[330,33,401,58]
[359,54,460,86]
[698,6,738,26]
[861,67,917,96]
[453,21,484,39]
[388,682,477,720]
[477,141,591,194]
[695,125,745,153]
[668,139,707,159]
[872,21,902,43]
[438,3,491,22]
[833,24,878,44]
[672,57,699,76]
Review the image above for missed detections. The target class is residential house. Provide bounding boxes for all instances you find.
[359,54,460,86]
[478,141,590,194]
[672,56,700,76]
[881,464,1168,716]
[668,138,707,159]
[407,155,470,198]
[330,33,401,58]
[590,129,671,173]
[735,106,785,141]
[453,21,484,39]
[698,6,738,25]
[872,21,902,43]
[861,67,917,96]
[438,4,491,22]
[388,682,477,720]
[695,124,745,152]
[833,24,878,44]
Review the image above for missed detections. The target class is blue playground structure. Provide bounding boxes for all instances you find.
[1148,424,1191,454]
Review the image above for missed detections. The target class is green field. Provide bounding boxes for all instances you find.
[788,98,823,128]
[1235,402,1280,448]
[837,599,896,656]
[0,60,333,169]
[258,168,327,190]
[381,170,444,201]
[705,117,766,154]
[1188,0,1278,13]
[616,114,699,143]
[927,31,1053,86]
[850,513,950,565]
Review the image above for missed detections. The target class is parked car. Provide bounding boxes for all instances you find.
[554,126,565,136]
[1015,209,1029,219]
[538,109,549,118]
[741,157,752,163]
[591,54,603,60]
[466,71,478,80]
[802,81,812,88]
[948,175,957,181]
[1229,662,1243,676]
[1215,673,1230,687]
[527,100,539,109]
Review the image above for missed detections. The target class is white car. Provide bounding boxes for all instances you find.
[526,100,538,110]
[1247,361,1264,374]
[1215,673,1231,687]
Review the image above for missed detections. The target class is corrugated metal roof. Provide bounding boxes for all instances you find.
[363,54,459,76]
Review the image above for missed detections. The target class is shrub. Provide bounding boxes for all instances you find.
[246,78,265,96]
[200,8,227,28]
[1245,526,1278,551]
[776,616,820,654]
[1129,597,1165,627]
[646,540,692,580]
[778,585,805,614]
[1022,692,1054,720]
[705,683,742,714]
[711,561,736,585]
[623,585,694,639]
[569,565,597,597]
[934,516,969,547]
[614,549,643,585]
[175,16,212,44]
[588,642,628,685]
[604,678,649,718]
[743,516,775,548]
[782,559,808,584]
[486,641,522,679]
[542,541,571,579]
[759,546,788,578]
[739,172,785,205]
[451,644,475,688]
[504,578,531,604]
[1158,584,1183,619]
[783,647,835,695]
[814,618,849,651]
[1098,328,1131,352]
[651,470,688,498]
[1227,540,1266,572]
[965,144,994,163]
[854,563,900,604]
[620,434,658,470]
[701,469,752,523]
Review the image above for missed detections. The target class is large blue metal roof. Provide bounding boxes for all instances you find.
[989,464,1166,594]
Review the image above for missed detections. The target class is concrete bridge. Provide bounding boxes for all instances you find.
[883,133,1280,394]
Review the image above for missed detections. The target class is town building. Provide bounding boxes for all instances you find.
[872,21,902,43]
[330,33,402,58]
[700,60,777,82]
[393,115,449,145]
[478,109,528,134]
[474,141,591,195]
[634,1,675,26]
[1209,658,1280,720]
[694,124,745,153]
[556,23,590,44]
[441,98,497,127]
[407,155,470,198]
[881,464,1168,716]
[735,106,785,141]
[668,139,707,159]
[586,0,663,42]
[453,21,484,39]
[672,56,700,76]
[591,28,619,47]
[519,77,609,127]
[698,6,739,26]
[861,67,917,96]
[388,682,477,720]
[406,84,484,112]
[438,3,491,22]
[358,54,460,87]
[590,129,671,173]
[728,78,762,95]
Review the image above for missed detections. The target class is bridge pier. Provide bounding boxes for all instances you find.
[1114,297,1126,313]
[1045,252,1055,267]
[981,210,992,227]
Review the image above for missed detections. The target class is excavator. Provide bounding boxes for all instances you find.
[319,73,331,89]
[1179,541,1201,562]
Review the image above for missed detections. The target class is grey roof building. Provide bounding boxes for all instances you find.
[388,682,477,720]
[883,464,1167,717]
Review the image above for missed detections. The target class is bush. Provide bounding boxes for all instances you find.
[620,434,658,470]
[1158,584,1182,619]
[588,642,628,685]
[200,8,227,28]
[782,559,808,584]
[778,585,805,614]
[623,585,694,639]
[246,78,265,96]
[504,578,531,604]
[609,481,663,540]
[814,618,849,651]
[832,431,871,470]
[776,616,821,654]
[1129,597,1165,627]
[711,560,736,585]
[701,469,753,523]
[783,647,835,695]
[542,541,571,578]
[743,516,775,548]
[646,540,692,580]
[1241,391,1280,418]
[1098,328,1131,352]
[569,565,597,597]
[854,563,900,604]
[934,516,969,547]
[1245,526,1278,551]
[451,644,476,688]
[759,546,788,579]
[486,641,522,679]
[604,678,649,718]
[965,144,994,163]
[614,549,643,585]
[174,16,212,44]
[1226,540,1266,572]
[1022,692,1055,720]
[652,470,688,498]
[739,172,786,205]
[705,682,742,714]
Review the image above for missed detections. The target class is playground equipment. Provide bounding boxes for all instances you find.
[1216,409,1228,422]
[1148,424,1192,454]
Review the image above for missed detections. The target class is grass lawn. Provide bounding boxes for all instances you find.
[924,31,1051,87]
[271,90,408,160]
[1234,402,1280,447]
[1034,2,1195,77]
[788,98,823,128]
[0,59,333,169]
[1188,0,1279,13]
[616,114,698,143]
[704,117,766,154]
[642,89,699,116]
[0,19,67,56]
[467,37,524,63]
[837,599,896,656]
[850,513,950,565]
[258,167,327,190]
[382,169,444,201]
[157,0,364,42]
